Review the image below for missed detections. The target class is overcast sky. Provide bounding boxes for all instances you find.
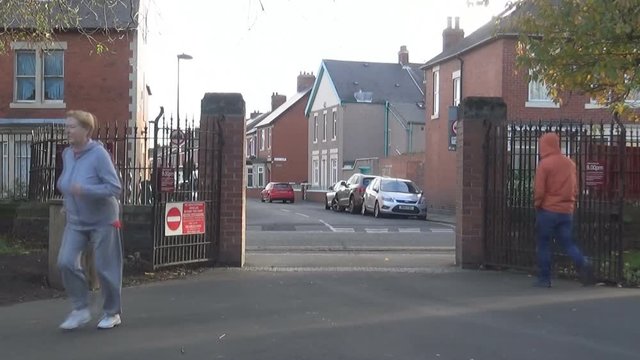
[145,0,510,121]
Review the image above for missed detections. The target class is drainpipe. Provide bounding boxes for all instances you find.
[384,101,390,157]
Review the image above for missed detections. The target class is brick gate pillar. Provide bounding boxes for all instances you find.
[200,93,246,267]
[455,97,506,268]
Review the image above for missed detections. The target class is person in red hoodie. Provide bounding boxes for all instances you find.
[534,133,593,287]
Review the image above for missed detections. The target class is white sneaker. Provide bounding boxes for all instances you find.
[97,314,121,329]
[59,309,91,330]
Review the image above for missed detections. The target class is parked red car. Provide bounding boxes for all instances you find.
[261,182,295,203]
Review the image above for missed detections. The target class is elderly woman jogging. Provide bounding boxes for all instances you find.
[56,110,123,330]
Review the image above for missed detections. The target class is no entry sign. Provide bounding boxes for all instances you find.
[165,202,206,236]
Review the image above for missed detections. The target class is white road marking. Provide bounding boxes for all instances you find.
[281,209,291,213]
[365,228,389,233]
[431,228,455,233]
[399,228,421,233]
[333,228,356,233]
[318,220,336,232]
[296,213,310,218]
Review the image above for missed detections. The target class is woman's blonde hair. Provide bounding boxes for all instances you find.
[66,110,97,134]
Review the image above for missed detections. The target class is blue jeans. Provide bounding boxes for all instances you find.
[536,209,586,282]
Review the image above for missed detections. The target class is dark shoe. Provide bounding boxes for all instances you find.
[579,262,595,286]
[532,279,551,288]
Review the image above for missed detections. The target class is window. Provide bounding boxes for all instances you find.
[0,142,8,192]
[330,157,338,185]
[323,113,327,142]
[453,71,462,106]
[528,79,552,102]
[332,111,337,140]
[267,128,271,149]
[313,115,318,143]
[432,69,440,118]
[257,166,264,187]
[12,42,66,108]
[14,141,31,186]
[260,129,265,150]
[312,158,319,186]
[247,167,254,187]
[16,51,36,101]
[251,137,256,156]
[526,71,559,108]
[321,157,327,188]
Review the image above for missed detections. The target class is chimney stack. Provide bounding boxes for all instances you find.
[297,71,316,92]
[398,45,409,66]
[271,92,287,111]
[250,111,261,119]
[442,16,464,52]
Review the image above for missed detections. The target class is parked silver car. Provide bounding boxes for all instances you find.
[361,177,427,219]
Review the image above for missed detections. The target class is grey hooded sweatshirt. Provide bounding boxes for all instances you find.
[57,140,122,229]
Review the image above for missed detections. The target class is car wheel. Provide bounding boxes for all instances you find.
[261,196,265,203]
[325,197,331,210]
[348,196,358,214]
[374,202,383,218]
[331,199,340,212]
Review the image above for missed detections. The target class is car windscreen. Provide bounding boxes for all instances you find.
[362,177,375,187]
[380,180,419,193]
[274,184,292,189]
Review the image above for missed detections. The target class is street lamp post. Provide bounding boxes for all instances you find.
[176,53,193,129]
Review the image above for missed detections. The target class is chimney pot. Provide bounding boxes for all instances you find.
[297,71,316,92]
[398,45,410,66]
[442,17,464,52]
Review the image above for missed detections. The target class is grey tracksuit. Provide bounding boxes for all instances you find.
[56,140,123,315]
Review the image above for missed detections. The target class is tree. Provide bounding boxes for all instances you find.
[511,0,640,121]
[0,0,139,54]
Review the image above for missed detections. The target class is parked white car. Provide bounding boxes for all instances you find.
[361,177,427,219]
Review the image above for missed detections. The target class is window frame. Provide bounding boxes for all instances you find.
[452,70,461,107]
[312,158,320,186]
[10,42,67,109]
[432,68,440,119]
[332,110,337,140]
[313,114,318,143]
[322,113,327,142]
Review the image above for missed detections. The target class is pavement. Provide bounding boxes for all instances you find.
[1,268,638,360]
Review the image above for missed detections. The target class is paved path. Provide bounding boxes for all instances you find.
[1,269,638,360]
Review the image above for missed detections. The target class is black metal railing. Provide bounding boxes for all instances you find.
[1,114,199,205]
[484,120,640,284]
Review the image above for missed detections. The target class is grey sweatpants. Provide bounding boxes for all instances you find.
[57,225,123,316]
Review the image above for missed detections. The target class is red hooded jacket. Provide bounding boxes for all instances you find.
[534,133,578,214]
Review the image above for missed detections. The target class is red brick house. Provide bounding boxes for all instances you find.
[421,15,640,214]
[0,0,150,196]
[251,72,315,186]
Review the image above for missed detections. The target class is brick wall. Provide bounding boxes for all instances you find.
[455,97,506,268]
[271,93,310,183]
[200,93,246,267]
[500,38,615,122]
[0,32,132,129]
[379,153,425,191]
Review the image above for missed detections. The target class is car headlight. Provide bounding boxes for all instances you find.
[382,196,394,202]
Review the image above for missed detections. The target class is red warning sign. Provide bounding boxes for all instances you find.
[165,202,206,236]
[182,202,206,235]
